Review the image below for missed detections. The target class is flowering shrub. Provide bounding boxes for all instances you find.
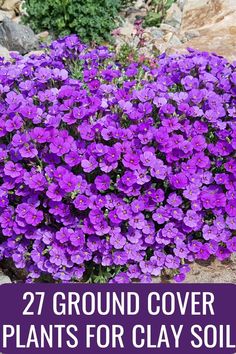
[0,35,236,283]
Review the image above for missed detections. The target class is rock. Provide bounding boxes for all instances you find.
[181,0,236,34]
[179,33,236,62]
[116,0,236,63]
[184,29,200,40]
[36,31,49,40]
[177,0,186,11]
[167,33,182,47]
[125,8,147,24]
[176,0,236,62]
[159,23,176,34]
[163,32,173,43]
[152,39,168,54]
[0,17,38,54]
[12,14,20,23]
[183,257,236,283]
[116,21,135,37]
[1,0,19,11]
[153,256,236,284]
[25,49,45,57]
[0,270,11,284]
[0,9,14,21]
[0,43,10,59]
[133,0,145,10]
[147,27,164,39]
[164,3,182,28]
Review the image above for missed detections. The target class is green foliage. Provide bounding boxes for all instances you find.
[116,43,139,66]
[143,0,176,27]
[22,0,124,44]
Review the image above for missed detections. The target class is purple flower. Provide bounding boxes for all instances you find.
[95,174,110,191]
[170,173,188,189]
[46,183,64,202]
[50,136,70,156]
[25,208,43,226]
[5,116,23,132]
[81,156,98,173]
[123,153,140,170]
[113,251,128,265]
[74,195,89,211]
[24,172,46,191]
[197,245,210,260]
[4,161,22,178]
[59,172,78,193]
[183,210,200,228]
[129,213,145,229]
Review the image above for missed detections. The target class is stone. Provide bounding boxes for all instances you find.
[176,0,236,62]
[133,0,145,10]
[1,0,19,11]
[125,8,147,24]
[177,0,186,11]
[164,3,182,28]
[0,43,10,59]
[159,23,176,33]
[163,32,173,43]
[0,9,14,21]
[12,14,20,23]
[0,270,11,284]
[153,256,236,284]
[117,21,135,37]
[184,29,200,40]
[166,33,182,47]
[147,27,164,40]
[0,17,38,54]
[179,33,236,62]
[152,39,168,54]
[25,49,45,57]
[36,31,49,40]
[183,257,236,284]
[181,0,236,32]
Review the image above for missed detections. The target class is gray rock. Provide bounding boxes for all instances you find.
[159,23,176,33]
[184,29,200,40]
[164,3,182,28]
[0,43,10,59]
[0,9,15,21]
[169,34,182,46]
[177,0,186,11]
[0,17,38,54]
[0,270,11,285]
[148,27,164,39]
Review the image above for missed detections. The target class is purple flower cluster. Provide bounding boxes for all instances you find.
[0,35,236,283]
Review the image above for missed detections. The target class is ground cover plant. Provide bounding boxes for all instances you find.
[0,35,236,283]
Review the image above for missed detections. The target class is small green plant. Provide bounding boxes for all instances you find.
[22,0,124,44]
[143,0,176,28]
[116,43,139,66]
